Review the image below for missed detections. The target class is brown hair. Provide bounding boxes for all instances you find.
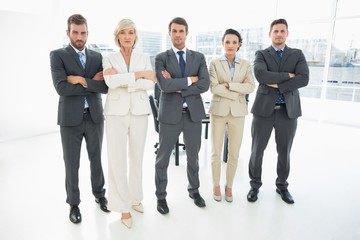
[67,14,87,31]
[168,17,188,33]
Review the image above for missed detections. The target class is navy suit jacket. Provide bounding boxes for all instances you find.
[155,49,210,124]
[251,45,309,119]
[50,45,108,126]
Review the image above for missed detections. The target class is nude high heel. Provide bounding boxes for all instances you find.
[132,203,144,213]
[225,185,233,202]
[213,186,222,201]
[121,213,132,229]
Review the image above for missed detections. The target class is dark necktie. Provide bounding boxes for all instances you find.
[177,50,185,77]
[77,52,88,108]
[275,49,285,104]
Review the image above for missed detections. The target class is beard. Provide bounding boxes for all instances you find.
[71,39,86,51]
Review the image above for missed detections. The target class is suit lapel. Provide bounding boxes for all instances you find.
[220,60,232,82]
[129,51,141,72]
[168,49,182,77]
[233,61,243,82]
[184,50,192,77]
[67,46,84,70]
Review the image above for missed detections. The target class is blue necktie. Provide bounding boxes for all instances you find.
[275,50,285,104]
[177,51,185,77]
[78,52,86,68]
[77,52,89,108]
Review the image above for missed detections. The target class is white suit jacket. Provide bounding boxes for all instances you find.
[103,50,155,116]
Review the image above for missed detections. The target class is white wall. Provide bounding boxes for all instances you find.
[0,10,60,141]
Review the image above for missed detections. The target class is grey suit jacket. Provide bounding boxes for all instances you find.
[155,49,210,124]
[50,45,108,126]
[251,45,309,119]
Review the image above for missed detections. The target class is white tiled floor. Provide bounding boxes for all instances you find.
[1,102,360,240]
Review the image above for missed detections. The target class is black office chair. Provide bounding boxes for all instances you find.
[149,94,185,166]
[149,94,160,153]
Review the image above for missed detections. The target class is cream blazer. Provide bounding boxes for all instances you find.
[208,58,255,117]
[103,51,155,116]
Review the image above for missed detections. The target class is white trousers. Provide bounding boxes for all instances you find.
[105,113,148,213]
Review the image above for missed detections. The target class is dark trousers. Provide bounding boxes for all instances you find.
[248,106,297,190]
[155,111,202,199]
[60,111,106,206]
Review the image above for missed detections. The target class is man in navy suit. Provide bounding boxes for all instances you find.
[50,14,109,224]
[154,17,210,214]
[247,18,309,204]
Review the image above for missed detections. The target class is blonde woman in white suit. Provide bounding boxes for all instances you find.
[103,19,156,228]
[209,29,255,202]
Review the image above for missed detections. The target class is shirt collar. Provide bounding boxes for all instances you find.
[272,45,284,52]
[219,54,241,64]
[70,44,86,55]
[172,46,187,55]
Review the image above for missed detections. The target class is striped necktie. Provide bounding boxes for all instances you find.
[77,52,86,68]
[77,52,89,108]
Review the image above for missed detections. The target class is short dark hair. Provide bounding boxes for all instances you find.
[270,18,288,31]
[222,28,243,51]
[67,14,87,31]
[168,17,188,33]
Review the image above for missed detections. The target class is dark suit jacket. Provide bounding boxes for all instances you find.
[251,45,309,119]
[50,45,108,126]
[155,49,210,124]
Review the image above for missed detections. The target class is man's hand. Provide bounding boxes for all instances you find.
[93,71,104,80]
[289,73,295,78]
[266,83,279,88]
[190,76,198,83]
[161,70,172,79]
[67,75,87,87]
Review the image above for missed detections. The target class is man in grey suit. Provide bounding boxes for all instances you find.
[154,17,210,214]
[50,14,109,224]
[247,19,309,204]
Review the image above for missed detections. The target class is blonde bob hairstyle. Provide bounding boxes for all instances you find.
[114,19,138,49]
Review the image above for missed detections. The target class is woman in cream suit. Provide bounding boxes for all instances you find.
[209,29,255,202]
[103,19,156,228]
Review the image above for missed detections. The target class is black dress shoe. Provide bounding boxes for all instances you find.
[189,193,206,208]
[95,197,110,212]
[157,199,169,214]
[247,187,259,202]
[276,188,294,204]
[69,205,82,224]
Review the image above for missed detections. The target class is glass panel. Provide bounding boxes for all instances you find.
[327,18,360,101]
[286,22,330,98]
[277,0,332,20]
[336,0,360,17]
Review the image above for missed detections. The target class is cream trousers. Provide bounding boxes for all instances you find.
[210,114,245,188]
[105,113,148,213]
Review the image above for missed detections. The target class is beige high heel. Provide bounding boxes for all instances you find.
[225,185,233,202]
[132,203,144,213]
[213,186,222,201]
[121,213,132,229]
